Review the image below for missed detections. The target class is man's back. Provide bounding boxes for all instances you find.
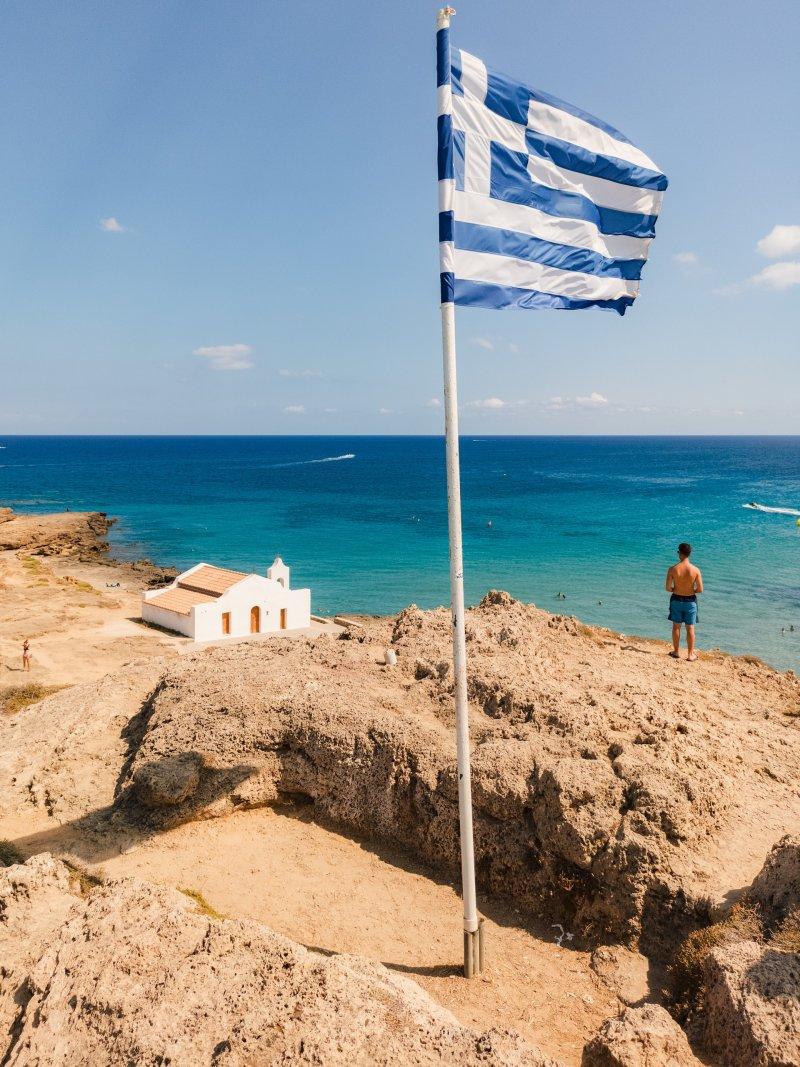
[667,558,702,596]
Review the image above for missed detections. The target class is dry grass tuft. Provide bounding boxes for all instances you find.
[60,575,98,594]
[0,840,23,867]
[669,902,762,1019]
[577,623,607,646]
[1,683,64,716]
[61,857,107,895]
[739,654,766,667]
[770,910,800,952]
[179,887,225,920]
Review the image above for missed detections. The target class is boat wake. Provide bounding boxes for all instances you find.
[742,502,800,516]
[270,453,355,468]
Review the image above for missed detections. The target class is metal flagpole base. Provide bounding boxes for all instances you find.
[463,919,485,978]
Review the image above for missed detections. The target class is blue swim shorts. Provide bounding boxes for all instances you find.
[668,595,698,625]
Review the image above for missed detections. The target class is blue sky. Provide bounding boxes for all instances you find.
[1,0,798,435]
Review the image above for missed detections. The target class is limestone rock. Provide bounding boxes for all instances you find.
[0,510,112,557]
[589,946,651,1007]
[749,835,800,924]
[479,590,518,609]
[582,1004,700,1066]
[108,593,800,951]
[702,939,800,1067]
[3,876,555,1066]
[133,752,202,807]
[0,855,80,1043]
[4,592,800,958]
[0,661,164,824]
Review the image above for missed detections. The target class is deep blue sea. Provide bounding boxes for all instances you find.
[1,436,798,670]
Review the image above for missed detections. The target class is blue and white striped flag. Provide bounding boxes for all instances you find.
[437,28,667,315]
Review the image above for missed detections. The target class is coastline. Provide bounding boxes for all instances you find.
[0,508,184,691]
[1,506,795,694]
[3,435,799,672]
[0,507,177,587]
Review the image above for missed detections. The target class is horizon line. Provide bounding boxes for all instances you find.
[1,433,799,440]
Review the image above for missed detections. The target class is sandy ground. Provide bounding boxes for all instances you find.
[1,796,642,1066]
[93,807,628,1066]
[0,548,181,686]
[0,547,337,689]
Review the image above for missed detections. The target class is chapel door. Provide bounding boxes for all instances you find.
[250,606,260,634]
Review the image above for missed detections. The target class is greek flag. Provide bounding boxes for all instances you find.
[437,29,667,315]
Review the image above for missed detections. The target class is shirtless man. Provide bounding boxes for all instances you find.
[665,543,703,661]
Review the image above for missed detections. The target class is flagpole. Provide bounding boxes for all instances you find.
[436,5,484,979]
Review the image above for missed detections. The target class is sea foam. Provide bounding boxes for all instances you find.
[269,453,356,469]
[742,503,800,516]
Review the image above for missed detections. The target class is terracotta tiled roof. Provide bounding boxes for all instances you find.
[177,564,248,597]
[147,586,218,616]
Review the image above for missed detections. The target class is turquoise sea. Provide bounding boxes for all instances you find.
[1,436,798,670]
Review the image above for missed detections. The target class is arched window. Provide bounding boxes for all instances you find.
[250,605,261,633]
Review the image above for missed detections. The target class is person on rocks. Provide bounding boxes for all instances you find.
[22,638,31,671]
[665,543,703,661]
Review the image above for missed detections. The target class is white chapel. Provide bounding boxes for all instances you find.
[141,557,310,642]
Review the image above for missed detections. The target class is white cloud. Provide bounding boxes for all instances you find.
[469,397,506,410]
[545,392,609,412]
[714,282,742,297]
[749,261,800,291]
[471,336,495,351]
[283,404,306,414]
[425,398,441,408]
[193,343,253,371]
[278,368,322,379]
[323,407,340,414]
[756,225,800,259]
[100,216,125,233]
[674,251,698,268]
[378,407,392,415]
[508,342,521,354]
[575,392,609,407]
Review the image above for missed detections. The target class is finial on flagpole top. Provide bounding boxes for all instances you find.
[437,6,456,28]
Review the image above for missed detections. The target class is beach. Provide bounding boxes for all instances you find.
[0,510,183,690]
